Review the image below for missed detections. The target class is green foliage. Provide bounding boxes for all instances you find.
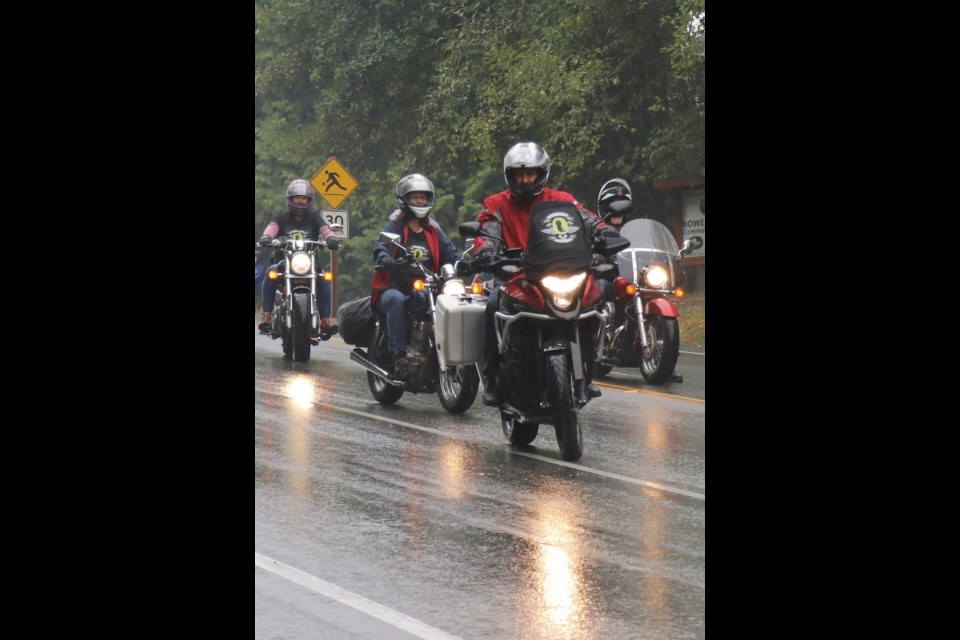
[256,0,705,298]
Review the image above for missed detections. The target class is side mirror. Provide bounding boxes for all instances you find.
[597,236,630,256]
[680,239,694,255]
[607,199,634,217]
[459,221,481,237]
[378,231,401,245]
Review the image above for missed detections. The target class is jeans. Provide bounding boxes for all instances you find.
[261,261,332,317]
[376,288,409,353]
[376,289,431,353]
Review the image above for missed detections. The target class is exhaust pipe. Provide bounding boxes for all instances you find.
[350,348,405,387]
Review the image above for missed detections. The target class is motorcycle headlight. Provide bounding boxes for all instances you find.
[541,272,586,310]
[644,266,668,289]
[290,252,312,275]
[441,279,466,296]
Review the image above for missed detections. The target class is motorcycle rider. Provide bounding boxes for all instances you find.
[371,173,458,371]
[471,141,617,406]
[595,178,683,384]
[258,179,340,336]
[594,178,635,302]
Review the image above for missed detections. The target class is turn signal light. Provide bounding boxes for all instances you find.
[675,288,685,298]
[413,280,425,291]
[324,272,333,281]
[470,283,483,295]
[268,270,279,280]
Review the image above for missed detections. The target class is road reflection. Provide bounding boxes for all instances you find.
[524,485,588,638]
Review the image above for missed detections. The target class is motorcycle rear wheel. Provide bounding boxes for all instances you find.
[501,412,539,446]
[639,315,680,384]
[437,363,480,414]
[546,352,583,462]
[292,292,312,363]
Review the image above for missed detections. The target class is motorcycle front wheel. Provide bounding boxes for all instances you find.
[437,363,480,414]
[639,315,680,384]
[291,292,312,363]
[546,352,583,462]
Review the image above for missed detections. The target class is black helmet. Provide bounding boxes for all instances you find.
[597,178,633,218]
[286,179,315,215]
[503,142,550,199]
[395,173,436,219]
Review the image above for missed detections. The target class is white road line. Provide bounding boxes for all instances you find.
[255,386,705,501]
[255,552,462,640]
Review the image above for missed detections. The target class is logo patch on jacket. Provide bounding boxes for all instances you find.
[536,211,580,244]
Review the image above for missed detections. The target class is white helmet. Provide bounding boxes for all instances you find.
[395,173,436,219]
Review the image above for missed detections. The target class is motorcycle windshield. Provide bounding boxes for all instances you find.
[615,219,686,288]
[522,201,594,278]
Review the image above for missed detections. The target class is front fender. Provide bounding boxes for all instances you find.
[645,297,679,317]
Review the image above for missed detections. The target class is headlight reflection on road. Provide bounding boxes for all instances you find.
[285,376,315,410]
[282,375,315,499]
[438,439,471,499]
[530,494,586,635]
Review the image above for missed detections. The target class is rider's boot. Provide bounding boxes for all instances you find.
[320,316,339,339]
[258,311,272,335]
[482,374,501,406]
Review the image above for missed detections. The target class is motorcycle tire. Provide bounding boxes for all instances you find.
[501,412,539,447]
[291,292,312,363]
[546,352,583,462]
[366,325,404,405]
[639,315,680,385]
[437,362,480,414]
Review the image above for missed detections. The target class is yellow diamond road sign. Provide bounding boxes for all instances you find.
[310,157,359,209]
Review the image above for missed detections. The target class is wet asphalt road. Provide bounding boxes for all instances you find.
[256,333,705,639]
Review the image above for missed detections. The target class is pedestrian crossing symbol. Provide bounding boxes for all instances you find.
[310,157,359,209]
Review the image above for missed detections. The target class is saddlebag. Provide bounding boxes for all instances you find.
[337,296,375,346]
[435,294,485,364]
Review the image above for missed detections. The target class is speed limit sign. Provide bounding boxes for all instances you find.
[321,210,349,239]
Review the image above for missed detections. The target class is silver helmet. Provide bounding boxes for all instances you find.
[503,141,550,199]
[395,173,436,219]
[285,179,315,213]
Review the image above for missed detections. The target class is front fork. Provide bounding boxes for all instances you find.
[633,294,649,348]
[284,276,319,333]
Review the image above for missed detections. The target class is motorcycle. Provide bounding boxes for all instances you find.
[459,201,630,462]
[348,231,484,414]
[258,227,341,363]
[594,199,693,383]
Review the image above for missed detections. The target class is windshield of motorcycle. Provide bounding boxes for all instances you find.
[615,219,685,288]
[522,201,594,278]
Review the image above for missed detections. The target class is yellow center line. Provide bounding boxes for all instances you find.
[593,380,704,404]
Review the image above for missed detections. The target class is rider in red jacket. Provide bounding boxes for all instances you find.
[472,141,613,406]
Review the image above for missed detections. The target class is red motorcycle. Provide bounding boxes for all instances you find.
[460,202,629,461]
[594,199,693,383]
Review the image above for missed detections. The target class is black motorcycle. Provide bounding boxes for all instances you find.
[259,228,339,363]
[349,231,483,414]
[460,202,629,461]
